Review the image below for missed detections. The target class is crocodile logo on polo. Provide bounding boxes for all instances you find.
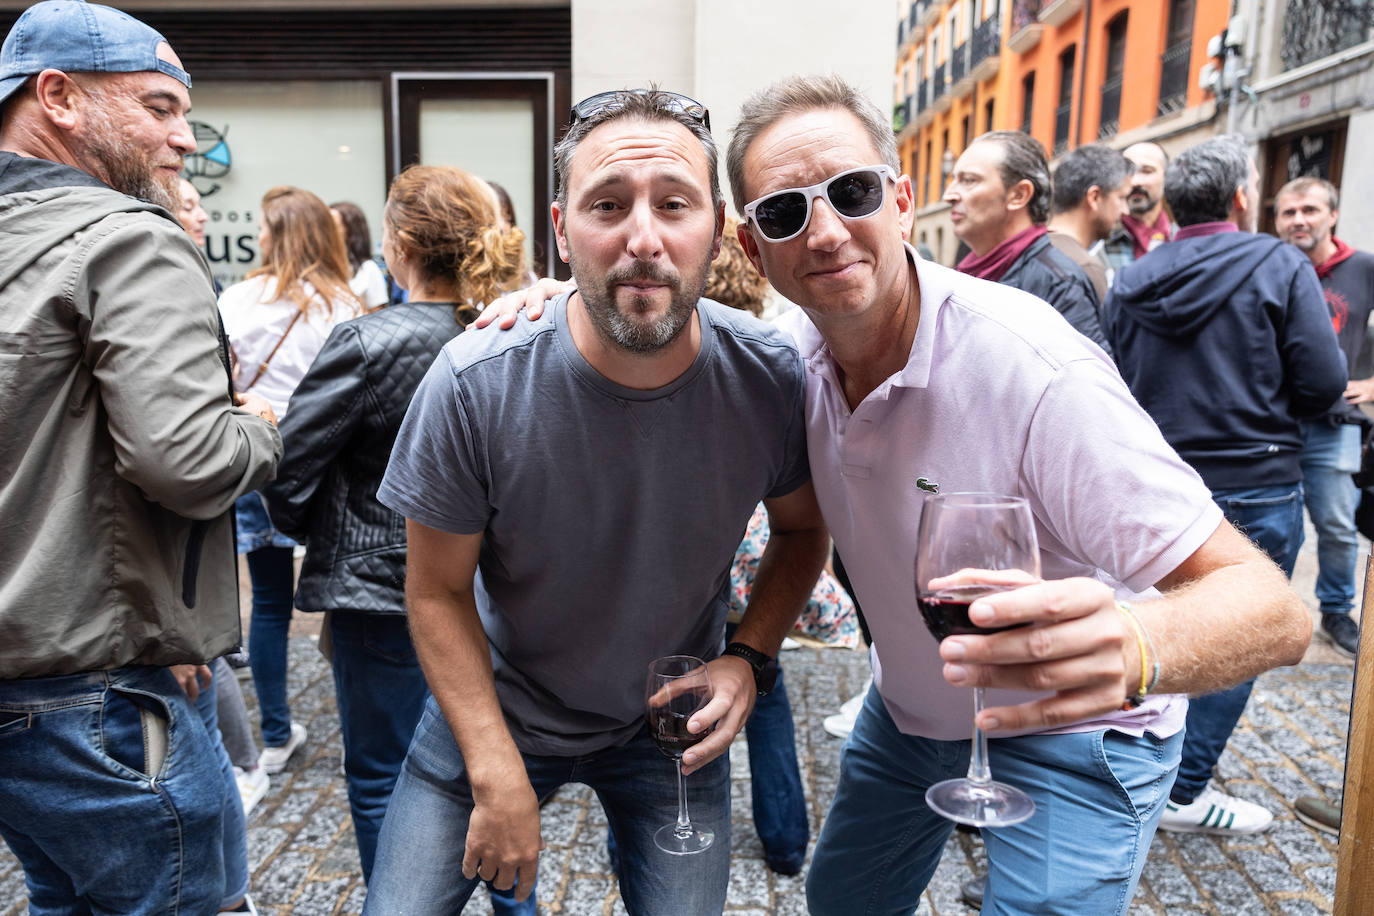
[916,477,939,494]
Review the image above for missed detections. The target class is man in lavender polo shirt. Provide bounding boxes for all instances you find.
[727,75,1313,914]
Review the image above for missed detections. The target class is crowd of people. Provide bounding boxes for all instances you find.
[0,1,1365,914]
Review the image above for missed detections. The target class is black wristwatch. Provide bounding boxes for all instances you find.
[722,641,779,696]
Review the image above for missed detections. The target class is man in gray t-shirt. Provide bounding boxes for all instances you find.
[364,90,828,916]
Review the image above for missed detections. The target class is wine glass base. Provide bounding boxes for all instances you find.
[925,778,1036,827]
[653,823,714,856]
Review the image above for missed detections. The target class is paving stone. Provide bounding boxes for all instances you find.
[0,606,1353,916]
[1305,864,1338,898]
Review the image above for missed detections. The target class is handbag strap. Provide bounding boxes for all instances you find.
[243,308,303,391]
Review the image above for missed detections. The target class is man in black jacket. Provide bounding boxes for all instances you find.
[1103,136,1347,837]
[1276,176,1374,659]
[943,129,1110,356]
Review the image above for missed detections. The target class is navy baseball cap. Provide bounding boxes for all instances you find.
[0,1,191,113]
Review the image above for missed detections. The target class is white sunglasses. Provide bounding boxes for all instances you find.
[743,164,897,242]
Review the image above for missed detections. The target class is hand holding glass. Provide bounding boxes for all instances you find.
[645,655,715,855]
[916,492,1040,827]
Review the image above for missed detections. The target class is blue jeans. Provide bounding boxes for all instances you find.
[604,667,808,874]
[365,696,731,915]
[807,687,1181,915]
[722,622,807,871]
[330,611,431,883]
[0,667,226,915]
[1174,483,1304,803]
[194,662,251,909]
[245,544,296,747]
[1300,421,1362,617]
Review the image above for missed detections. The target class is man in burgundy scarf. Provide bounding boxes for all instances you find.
[1276,176,1374,662]
[944,130,1110,356]
[1100,141,1174,282]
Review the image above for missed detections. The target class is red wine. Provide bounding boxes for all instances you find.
[649,708,706,758]
[918,585,1026,642]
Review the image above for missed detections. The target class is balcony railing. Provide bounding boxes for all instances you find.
[1156,40,1191,115]
[1053,100,1071,154]
[1098,76,1122,139]
[951,42,968,85]
[972,15,1001,66]
[1281,0,1374,69]
[1008,0,1044,52]
[932,61,948,102]
[1013,0,1041,34]
[917,77,929,117]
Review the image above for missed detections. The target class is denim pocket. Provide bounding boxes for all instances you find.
[103,689,170,779]
[0,710,31,739]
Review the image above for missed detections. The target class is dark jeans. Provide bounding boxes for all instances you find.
[329,611,430,883]
[246,546,296,747]
[1174,484,1303,803]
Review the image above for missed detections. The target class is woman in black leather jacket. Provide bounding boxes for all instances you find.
[263,165,526,885]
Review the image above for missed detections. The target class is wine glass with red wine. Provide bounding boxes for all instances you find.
[645,655,715,855]
[917,492,1040,827]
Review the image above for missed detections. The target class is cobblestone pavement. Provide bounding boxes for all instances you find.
[0,541,1356,914]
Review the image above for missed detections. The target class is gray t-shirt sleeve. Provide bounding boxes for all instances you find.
[378,350,489,534]
[766,347,812,500]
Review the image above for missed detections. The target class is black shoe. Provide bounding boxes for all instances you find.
[1294,795,1341,836]
[961,874,985,909]
[1321,613,1360,658]
[765,853,804,876]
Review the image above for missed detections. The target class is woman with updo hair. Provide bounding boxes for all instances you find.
[260,164,527,897]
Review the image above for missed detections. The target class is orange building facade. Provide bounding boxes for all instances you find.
[895,0,1229,265]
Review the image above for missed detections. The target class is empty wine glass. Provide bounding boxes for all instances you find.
[916,492,1040,827]
[645,655,715,854]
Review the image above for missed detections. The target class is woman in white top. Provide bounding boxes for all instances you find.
[219,185,362,772]
[331,200,391,309]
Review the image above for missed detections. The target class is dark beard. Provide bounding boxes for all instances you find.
[571,258,707,354]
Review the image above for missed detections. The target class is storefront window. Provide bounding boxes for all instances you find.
[184,80,386,288]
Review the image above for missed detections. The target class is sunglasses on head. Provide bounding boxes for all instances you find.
[569,89,711,132]
[744,164,897,243]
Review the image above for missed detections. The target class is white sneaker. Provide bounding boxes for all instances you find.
[258,722,308,775]
[823,679,873,739]
[1158,785,1273,835]
[233,764,270,817]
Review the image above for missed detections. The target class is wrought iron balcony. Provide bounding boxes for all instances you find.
[917,77,929,116]
[1053,100,1071,154]
[971,14,1002,81]
[1281,0,1374,69]
[1157,40,1191,115]
[1008,0,1044,53]
[932,61,948,102]
[972,15,1001,66]
[1098,76,1122,139]
[951,42,968,85]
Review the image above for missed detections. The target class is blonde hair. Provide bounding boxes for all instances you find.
[249,186,361,317]
[384,164,527,318]
[705,218,770,316]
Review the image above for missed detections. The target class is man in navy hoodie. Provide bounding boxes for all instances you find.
[1103,135,1347,837]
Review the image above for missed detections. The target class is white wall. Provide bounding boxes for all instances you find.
[573,0,896,216]
[1339,107,1374,248]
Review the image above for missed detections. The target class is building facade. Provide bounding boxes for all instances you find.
[0,0,892,287]
[895,0,1232,266]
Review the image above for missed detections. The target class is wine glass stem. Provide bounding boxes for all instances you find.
[674,759,693,837]
[966,686,994,786]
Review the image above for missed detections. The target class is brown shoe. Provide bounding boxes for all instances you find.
[1294,796,1340,836]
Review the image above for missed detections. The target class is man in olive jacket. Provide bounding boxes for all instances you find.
[0,3,280,912]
